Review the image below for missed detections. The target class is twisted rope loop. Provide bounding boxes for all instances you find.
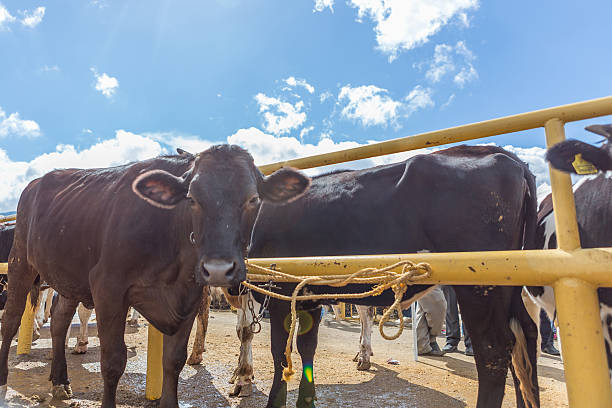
[243,260,432,382]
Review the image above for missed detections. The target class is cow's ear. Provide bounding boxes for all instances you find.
[132,169,190,209]
[259,167,310,204]
[547,139,612,173]
[585,124,612,140]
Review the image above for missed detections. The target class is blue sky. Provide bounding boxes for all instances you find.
[1,0,611,211]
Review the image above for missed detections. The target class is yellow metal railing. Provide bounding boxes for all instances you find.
[4,96,612,406]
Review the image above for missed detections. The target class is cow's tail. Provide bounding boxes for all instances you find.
[522,167,538,250]
[510,318,538,408]
[29,275,41,309]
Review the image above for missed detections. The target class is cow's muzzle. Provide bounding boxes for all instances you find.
[200,258,239,287]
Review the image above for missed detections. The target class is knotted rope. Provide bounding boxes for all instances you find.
[243,260,432,382]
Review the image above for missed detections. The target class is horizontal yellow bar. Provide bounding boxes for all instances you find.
[0,263,6,274]
[247,248,612,287]
[258,95,612,174]
[0,215,16,223]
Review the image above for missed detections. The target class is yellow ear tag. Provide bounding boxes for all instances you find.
[572,154,598,175]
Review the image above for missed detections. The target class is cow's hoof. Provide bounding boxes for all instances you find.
[229,382,252,397]
[32,331,40,342]
[356,359,371,371]
[51,384,73,400]
[127,319,140,328]
[230,382,253,398]
[186,354,202,365]
[72,341,88,354]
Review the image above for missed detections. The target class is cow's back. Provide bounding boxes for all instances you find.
[251,145,534,258]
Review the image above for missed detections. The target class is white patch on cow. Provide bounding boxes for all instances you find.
[230,293,255,396]
[0,384,7,401]
[599,302,612,385]
[526,286,556,321]
[73,305,93,353]
[542,212,556,249]
[572,173,599,193]
[355,305,374,370]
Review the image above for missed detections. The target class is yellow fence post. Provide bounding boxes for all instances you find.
[16,294,37,355]
[554,278,612,407]
[145,324,163,400]
[544,118,581,251]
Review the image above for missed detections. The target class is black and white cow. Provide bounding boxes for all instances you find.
[531,124,612,381]
[248,145,540,408]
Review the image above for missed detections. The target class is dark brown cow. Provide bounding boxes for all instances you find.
[0,145,309,408]
[248,145,540,408]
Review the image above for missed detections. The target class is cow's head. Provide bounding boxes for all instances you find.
[132,145,310,287]
[546,124,612,174]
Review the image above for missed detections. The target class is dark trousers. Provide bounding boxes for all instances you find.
[442,286,471,348]
[540,309,555,349]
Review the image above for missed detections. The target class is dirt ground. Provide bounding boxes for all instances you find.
[2,309,568,408]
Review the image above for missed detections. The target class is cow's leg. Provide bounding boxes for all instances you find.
[94,291,129,408]
[455,286,513,408]
[44,289,54,323]
[187,286,210,366]
[127,307,140,327]
[34,288,48,340]
[353,305,374,370]
[73,304,93,354]
[49,296,79,399]
[0,251,37,401]
[158,307,199,408]
[229,292,254,397]
[296,307,322,408]
[331,304,342,322]
[266,300,291,408]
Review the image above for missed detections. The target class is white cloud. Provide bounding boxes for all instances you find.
[41,64,60,72]
[348,0,479,61]
[405,85,434,115]
[339,84,433,127]
[20,6,45,28]
[299,126,315,140]
[0,124,552,212]
[284,76,315,94]
[338,85,402,127]
[0,130,163,211]
[91,68,119,98]
[425,41,478,87]
[319,91,333,103]
[313,0,334,12]
[454,65,478,87]
[0,107,41,138]
[0,4,16,30]
[254,93,307,135]
[426,44,455,82]
[441,93,456,109]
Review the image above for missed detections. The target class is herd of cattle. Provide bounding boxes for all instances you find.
[0,125,610,408]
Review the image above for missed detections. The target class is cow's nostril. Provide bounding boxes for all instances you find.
[226,261,237,278]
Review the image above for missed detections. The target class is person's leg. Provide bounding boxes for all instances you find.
[540,309,560,355]
[442,285,460,352]
[416,287,447,356]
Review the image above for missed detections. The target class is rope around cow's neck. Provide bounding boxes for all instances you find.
[242,260,432,382]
